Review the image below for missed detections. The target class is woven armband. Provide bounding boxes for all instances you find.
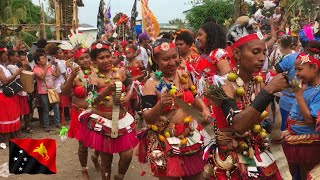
[221,98,241,126]
[123,76,132,87]
[250,89,274,113]
[141,95,157,109]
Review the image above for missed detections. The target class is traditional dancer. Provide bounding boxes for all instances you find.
[282,52,320,179]
[79,41,138,180]
[139,38,211,179]
[202,24,288,179]
[61,46,100,180]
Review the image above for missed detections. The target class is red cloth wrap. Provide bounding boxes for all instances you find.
[18,95,30,115]
[0,93,20,133]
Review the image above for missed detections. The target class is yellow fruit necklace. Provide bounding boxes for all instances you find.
[96,67,125,103]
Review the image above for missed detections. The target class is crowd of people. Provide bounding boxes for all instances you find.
[0,2,320,180]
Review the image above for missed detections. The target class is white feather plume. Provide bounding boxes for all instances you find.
[65,28,96,50]
[254,9,264,21]
[59,41,74,51]
[263,0,276,10]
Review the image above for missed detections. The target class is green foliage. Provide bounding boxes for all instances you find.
[20,31,37,47]
[186,0,233,31]
[0,0,50,47]
[169,18,186,29]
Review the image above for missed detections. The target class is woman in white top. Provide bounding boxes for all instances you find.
[0,47,22,147]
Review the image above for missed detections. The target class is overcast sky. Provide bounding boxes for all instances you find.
[32,0,193,26]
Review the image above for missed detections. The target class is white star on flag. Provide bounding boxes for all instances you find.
[22,163,24,165]
[19,167,23,171]
[19,150,23,154]
[13,157,18,161]
[23,157,27,161]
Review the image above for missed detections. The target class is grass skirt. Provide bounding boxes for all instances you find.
[283,142,320,165]
[79,112,139,153]
[68,105,82,140]
[153,150,205,177]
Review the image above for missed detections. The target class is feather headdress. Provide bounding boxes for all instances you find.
[59,28,96,51]
[300,24,320,42]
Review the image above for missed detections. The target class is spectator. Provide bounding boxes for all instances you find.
[0,46,21,147]
[136,32,150,70]
[33,49,60,132]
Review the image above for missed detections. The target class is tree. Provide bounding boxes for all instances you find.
[0,0,50,46]
[169,18,186,29]
[186,0,233,31]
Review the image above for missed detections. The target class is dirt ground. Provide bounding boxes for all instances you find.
[0,119,157,180]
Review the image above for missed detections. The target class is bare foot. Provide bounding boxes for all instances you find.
[82,169,89,180]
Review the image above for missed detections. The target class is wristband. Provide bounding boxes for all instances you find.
[221,98,241,126]
[250,89,274,113]
[141,95,157,109]
[221,98,239,117]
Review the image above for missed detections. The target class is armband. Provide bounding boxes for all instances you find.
[221,98,241,126]
[274,64,283,73]
[250,89,274,113]
[123,76,132,87]
[141,95,157,109]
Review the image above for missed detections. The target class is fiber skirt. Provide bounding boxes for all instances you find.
[0,93,21,133]
[79,112,139,153]
[283,142,320,165]
[68,104,82,140]
[18,95,30,115]
[152,150,205,177]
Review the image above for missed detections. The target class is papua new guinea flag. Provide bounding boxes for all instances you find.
[9,138,56,174]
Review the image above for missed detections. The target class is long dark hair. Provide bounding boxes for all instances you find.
[200,22,226,54]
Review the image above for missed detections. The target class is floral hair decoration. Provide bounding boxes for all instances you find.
[91,43,110,51]
[125,47,136,53]
[153,42,176,55]
[298,53,320,67]
[112,51,120,57]
[0,48,8,52]
[74,48,88,59]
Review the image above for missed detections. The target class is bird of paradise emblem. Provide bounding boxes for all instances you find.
[33,142,50,161]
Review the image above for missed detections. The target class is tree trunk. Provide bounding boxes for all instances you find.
[233,0,242,21]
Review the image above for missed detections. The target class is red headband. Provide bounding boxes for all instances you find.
[91,43,109,51]
[153,42,176,55]
[125,47,136,53]
[0,48,8,52]
[232,33,262,49]
[298,53,320,67]
[112,51,120,57]
[74,48,88,59]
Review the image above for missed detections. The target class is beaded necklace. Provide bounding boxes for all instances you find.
[96,67,126,104]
